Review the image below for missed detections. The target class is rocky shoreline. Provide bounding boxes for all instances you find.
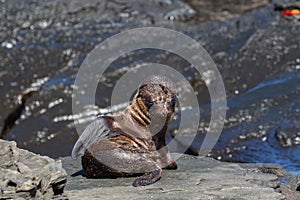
[1,139,299,199]
[1,0,300,173]
[1,0,300,199]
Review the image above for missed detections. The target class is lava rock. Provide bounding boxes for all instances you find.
[0,139,67,199]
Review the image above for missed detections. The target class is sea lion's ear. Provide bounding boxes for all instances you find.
[71,117,113,159]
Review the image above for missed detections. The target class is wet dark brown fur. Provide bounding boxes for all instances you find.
[72,75,177,187]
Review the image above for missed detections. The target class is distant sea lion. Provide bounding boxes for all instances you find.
[71,75,177,187]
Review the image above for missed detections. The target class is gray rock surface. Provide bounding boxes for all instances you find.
[0,139,67,199]
[61,154,285,200]
[1,140,297,200]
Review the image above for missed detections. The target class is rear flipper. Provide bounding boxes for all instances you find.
[132,168,162,187]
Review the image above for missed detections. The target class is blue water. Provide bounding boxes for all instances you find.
[213,70,300,174]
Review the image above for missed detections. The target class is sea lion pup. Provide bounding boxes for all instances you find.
[71,75,177,187]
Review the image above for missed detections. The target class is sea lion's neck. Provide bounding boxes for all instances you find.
[128,97,151,127]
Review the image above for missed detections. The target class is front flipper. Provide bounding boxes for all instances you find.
[163,160,177,170]
[132,168,162,187]
[71,117,116,159]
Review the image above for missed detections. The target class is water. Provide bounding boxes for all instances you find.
[0,0,300,174]
[210,70,300,174]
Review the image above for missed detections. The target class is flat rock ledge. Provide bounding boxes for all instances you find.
[0,140,67,199]
[62,154,292,200]
[1,139,299,200]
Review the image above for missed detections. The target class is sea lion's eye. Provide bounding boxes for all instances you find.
[145,97,154,108]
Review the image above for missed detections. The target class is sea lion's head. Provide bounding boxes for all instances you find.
[135,75,176,119]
